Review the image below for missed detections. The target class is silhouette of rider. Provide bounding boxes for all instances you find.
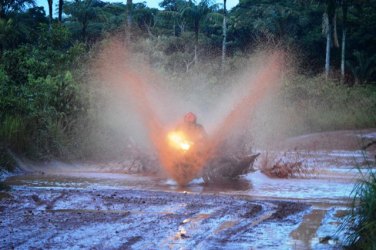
[176,112,207,145]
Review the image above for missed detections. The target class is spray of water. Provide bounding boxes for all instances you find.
[90,39,285,185]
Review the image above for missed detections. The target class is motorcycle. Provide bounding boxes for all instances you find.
[165,130,259,186]
[166,130,204,186]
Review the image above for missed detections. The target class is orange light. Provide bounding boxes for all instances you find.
[167,131,193,151]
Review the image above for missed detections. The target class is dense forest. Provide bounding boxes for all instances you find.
[1,0,376,162]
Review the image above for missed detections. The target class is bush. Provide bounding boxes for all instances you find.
[0,146,16,172]
[0,69,87,158]
[341,166,376,249]
[281,75,376,132]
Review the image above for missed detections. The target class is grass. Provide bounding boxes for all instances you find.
[341,162,376,249]
[281,75,376,133]
[0,147,14,192]
[0,145,16,172]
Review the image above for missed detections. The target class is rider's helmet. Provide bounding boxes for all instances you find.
[184,112,197,123]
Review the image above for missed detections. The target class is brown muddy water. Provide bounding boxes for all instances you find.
[1,130,375,249]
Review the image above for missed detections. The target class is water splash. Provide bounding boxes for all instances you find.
[92,39,285,185]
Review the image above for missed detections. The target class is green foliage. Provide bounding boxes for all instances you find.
[0,146,16,172]
[281,75,376,132]
[0,7,47,50]
[1,0,376,162]
[341,165,376,250]
[2,42,84,84]
[0,69,87,158]
[0,23,87,158]
[38,23,72,49]
[0,0,35,18]
[63,0,129,41]
[347,50,376,84]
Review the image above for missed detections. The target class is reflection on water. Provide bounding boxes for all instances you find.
[290,209,327,248]
[4,151,363,250]
[6,168,355,203]
[202,178,252,192]
[6,147,370,203]
[7,147,370,203]
[5,172,252,194]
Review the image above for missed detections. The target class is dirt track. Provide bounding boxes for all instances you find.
[2,129,376,249]
[1,187,311,249]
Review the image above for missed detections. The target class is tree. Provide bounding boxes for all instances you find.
[323,0,335,78]
[340,0,348,83]
[0,7,47,51]
[132,3,157,35]
[221,0,227,74]
[0,18,13,51]
[47,0,53,27]
[229,0,302,47]
[58,0,63,23]
[64,0,97,41]
[126,0,132,42]
[0,0,35,18]
[181,0,214,64]
[158,0,187,36]
[346,50,376,84]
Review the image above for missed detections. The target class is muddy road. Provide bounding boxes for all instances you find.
[1,188,310,249]
[1,129,375,249]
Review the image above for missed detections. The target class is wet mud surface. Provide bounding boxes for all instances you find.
[1,188,309,249]
[1,129,375,249]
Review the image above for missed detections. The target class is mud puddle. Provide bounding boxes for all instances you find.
[5,149,361,202]
[2,168,353,249]
[2,129,376,249]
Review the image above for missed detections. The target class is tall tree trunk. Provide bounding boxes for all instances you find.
[221,0,227,74]
[325,0,336,79]
[340,27,346,83]
[341,0,348,83]
[47,0,53,28]
[126,0,132,43]
[58,0,63,23]
[173,20,176,36]
[325,23,331,79]
[82,21,87,42]
[194,21,199,65]
[333,12,339,48]
[194,45,197,66]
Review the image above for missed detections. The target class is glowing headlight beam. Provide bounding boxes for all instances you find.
[167,131,193,151]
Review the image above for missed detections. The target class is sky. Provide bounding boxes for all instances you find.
[35,0,240,18]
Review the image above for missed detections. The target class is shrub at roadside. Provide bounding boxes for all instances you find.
[341,167,376,249]
[0,28,88,160]
[281,75,376,133]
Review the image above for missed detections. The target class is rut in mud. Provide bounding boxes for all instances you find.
[2,129,375,249]
[1,188,308,249]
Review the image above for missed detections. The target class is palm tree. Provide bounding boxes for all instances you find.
[64,0,97,41]
[159,0,187,36]
[181,0,213,65]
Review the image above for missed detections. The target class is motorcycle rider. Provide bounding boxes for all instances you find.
[176,112,207,144]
